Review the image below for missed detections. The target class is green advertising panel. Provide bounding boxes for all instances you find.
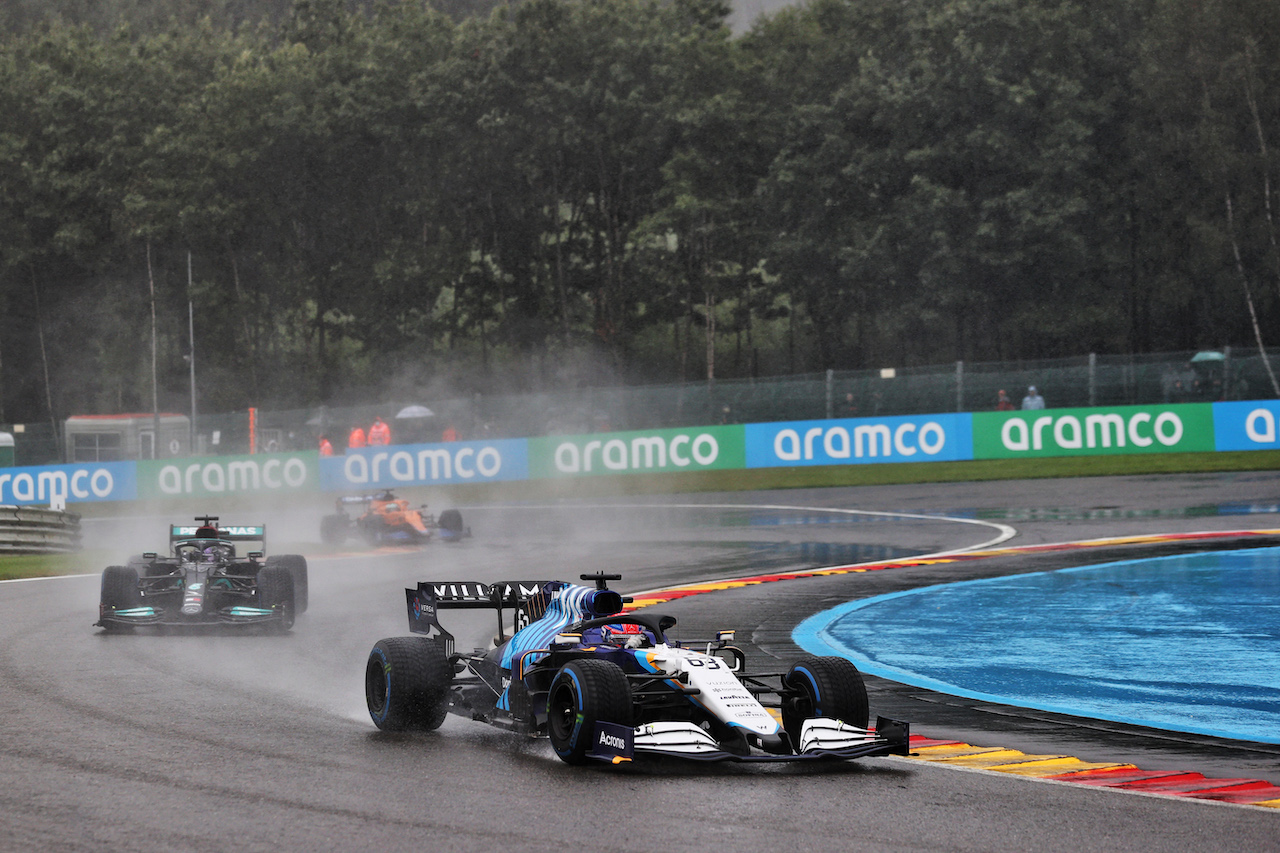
[973,403,1215,459]
[528,425,745,478]
[138,452,319,499]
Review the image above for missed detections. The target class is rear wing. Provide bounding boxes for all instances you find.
[336,492,411,508]
[169,523,266,547]
[406,580,559,656]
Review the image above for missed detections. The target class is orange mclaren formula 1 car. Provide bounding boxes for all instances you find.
[320,491,469,546]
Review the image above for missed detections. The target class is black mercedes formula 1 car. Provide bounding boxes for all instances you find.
[95,516,308,632]
[365,572,910,765]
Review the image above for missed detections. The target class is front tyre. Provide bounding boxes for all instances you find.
[782,656,869,752]
[256,565,295,631]
[101,565,141,609]
[320,514,348,546]
[437,509,464,538]
[358,519,382,547]
[265,554,308,613]
[99,566,140,631]
[366,637,452,731]
[546,659,632,765]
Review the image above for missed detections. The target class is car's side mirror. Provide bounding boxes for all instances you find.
[711,645,745,672]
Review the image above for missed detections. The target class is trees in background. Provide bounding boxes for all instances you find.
[0,0,1278,427]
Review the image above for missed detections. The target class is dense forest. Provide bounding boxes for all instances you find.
[1,0,1278,428]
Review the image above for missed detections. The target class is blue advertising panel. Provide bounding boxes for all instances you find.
[1213,400,1280,451]
[0,461,137,505]
[745,414,974,468]
[319,439,530,490]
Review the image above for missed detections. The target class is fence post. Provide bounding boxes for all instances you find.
[1088,353,1097,407]
[1223,346,1232,399]
[956,361,964,412]
[825,369,834,419]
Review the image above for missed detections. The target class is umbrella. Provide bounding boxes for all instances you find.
[1190,351,1225,363]
[395,405,435,419]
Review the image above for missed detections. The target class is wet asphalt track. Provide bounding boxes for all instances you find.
[2,473,1279,851]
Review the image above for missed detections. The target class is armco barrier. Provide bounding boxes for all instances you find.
[745,414,972,467]
[0,505,82,554]
[972,404,1215,459]
[529,427,742,478]
[319,438,529,490]
[0,461,137,505]
[2,399,1278,508]
[1213,401,1280,451]
[138,452,318,498]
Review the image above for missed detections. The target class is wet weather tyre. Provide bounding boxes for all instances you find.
[365,637,452,731]
[546,659,632,765]
[100,565,140,611]
[266,555,308,613]
[320,514,347,546]
[358,520,382,547]
[99,566,140,633]
[437,509,464,536]
[256,566,295,631]
[782,656,869,751]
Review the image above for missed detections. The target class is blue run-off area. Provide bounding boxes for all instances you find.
[793,548,1280,743]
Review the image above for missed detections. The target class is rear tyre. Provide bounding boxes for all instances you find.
[320,514,348,546]
[365,637,452,731]
[782,656,869,752]
[256,565,295,631]
[546,659,632,765]
[265,554,308,613]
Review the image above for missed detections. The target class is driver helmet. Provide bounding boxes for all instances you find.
[203,544,224,563]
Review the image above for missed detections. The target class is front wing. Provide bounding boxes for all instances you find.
[589,716,911,764]
[96,604,285,628]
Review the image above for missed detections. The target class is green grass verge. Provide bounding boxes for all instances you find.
[0,550,114,582]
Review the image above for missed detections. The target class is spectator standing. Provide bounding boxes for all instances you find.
[1021,386,1046,410]
[368,416,392,446]
[441,424,459,442]
[318,435,334,456]
[348,425,367,450]
[996,389,1015,411]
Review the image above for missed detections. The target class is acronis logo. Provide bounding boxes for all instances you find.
[591,721,633,760]
[598,730,627,750]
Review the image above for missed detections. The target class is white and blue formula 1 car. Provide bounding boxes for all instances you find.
[365,572,910,765]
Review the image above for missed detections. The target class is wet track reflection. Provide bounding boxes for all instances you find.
[797,547,1280,743]
[5,480,1279,851]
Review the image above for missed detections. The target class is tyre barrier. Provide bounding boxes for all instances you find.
[0,505,82,554]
